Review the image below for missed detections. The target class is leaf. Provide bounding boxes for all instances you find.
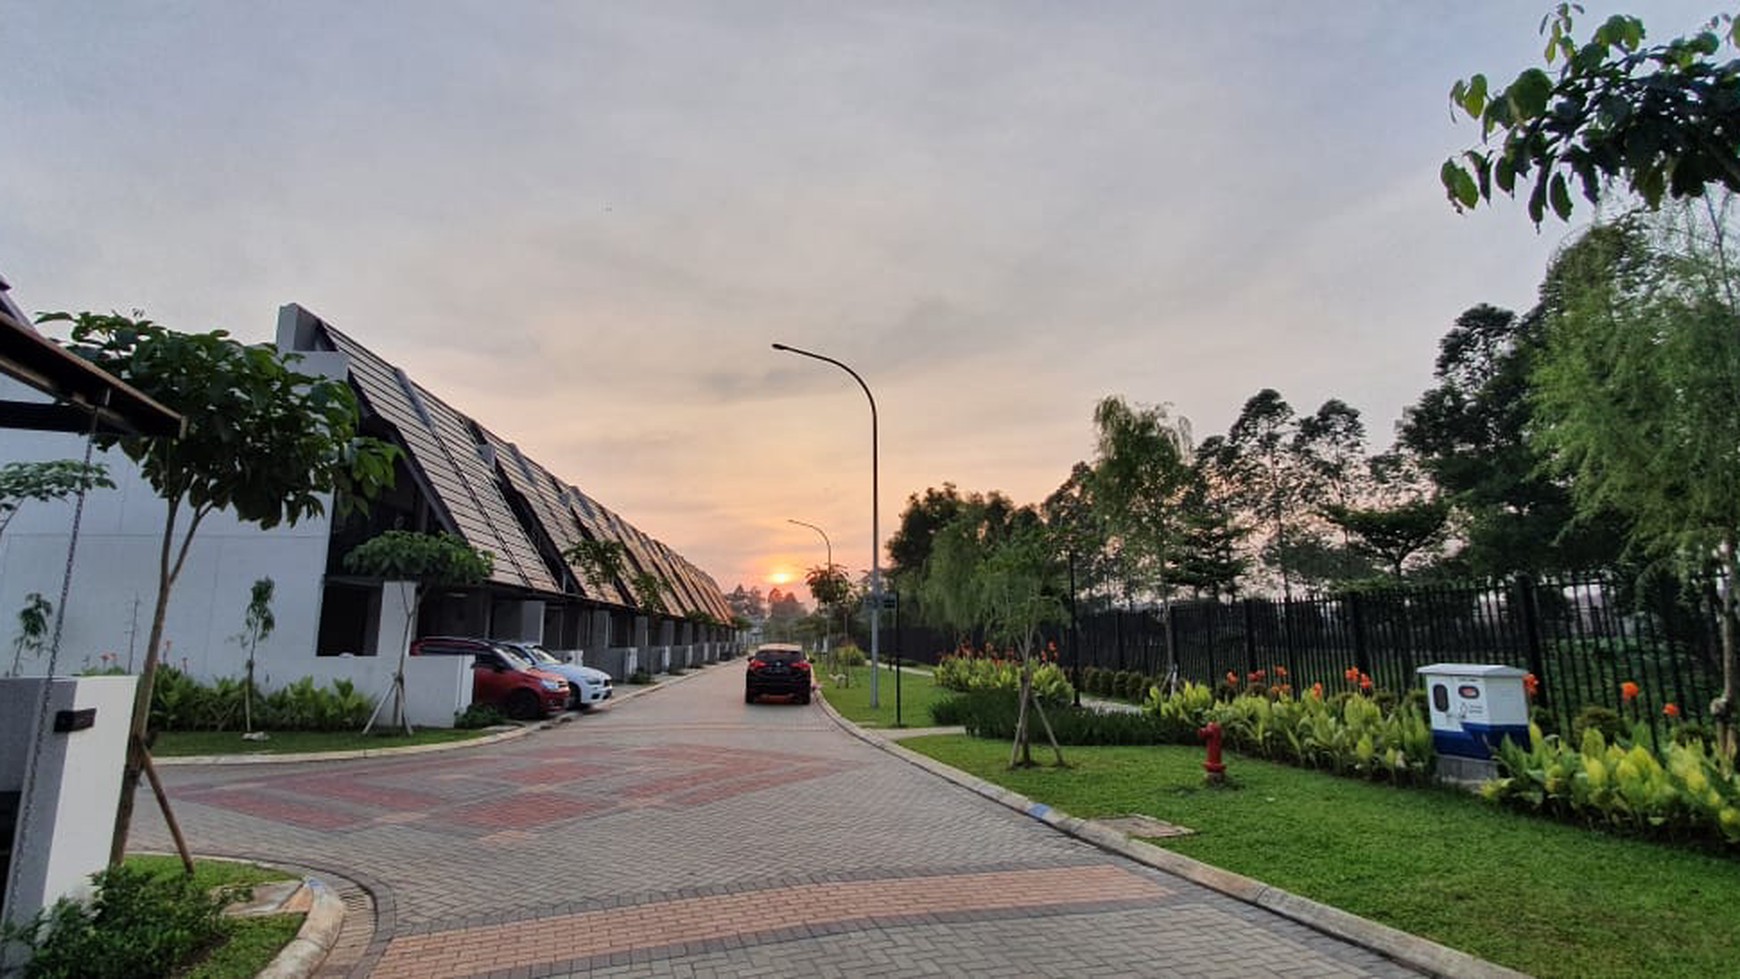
[1550,172,1574,220]
[1506,68,1555,120]
[1442,160,1480,209]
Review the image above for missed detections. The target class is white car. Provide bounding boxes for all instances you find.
[497,641,614,711]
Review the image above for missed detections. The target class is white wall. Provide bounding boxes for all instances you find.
[0,414,333,684]
[2,676,137,931]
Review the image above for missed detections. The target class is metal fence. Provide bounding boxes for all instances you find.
[1065,573,1725,738]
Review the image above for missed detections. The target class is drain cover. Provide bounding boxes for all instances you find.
[1099,814,1194,838]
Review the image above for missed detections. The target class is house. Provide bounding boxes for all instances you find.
[0,301,736,713]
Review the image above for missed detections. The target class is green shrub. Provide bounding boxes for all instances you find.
[937,690,1180,745]
[627,670,654,685]
[1572,705,1627,745]
[150,673,371,732]
[932,655,1074,704]
[1485,723,1740,846]
[2,863,244,979]
[454,703,506,729]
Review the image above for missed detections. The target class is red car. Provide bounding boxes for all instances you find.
[410,636,570,719]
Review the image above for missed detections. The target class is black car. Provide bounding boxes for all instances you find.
[744,643,812,704]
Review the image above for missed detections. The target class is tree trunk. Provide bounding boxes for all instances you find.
[1010,657,1034,768]
[110,500,206,865]
[1717,540,1739,759]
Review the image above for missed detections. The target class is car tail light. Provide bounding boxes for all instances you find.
[792,660,811,672]
[747,659,765,671]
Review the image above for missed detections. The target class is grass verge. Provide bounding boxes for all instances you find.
[901,735,1740,979]
[153,726,496,757]
[821,664,952,728]
[128,855,304,979]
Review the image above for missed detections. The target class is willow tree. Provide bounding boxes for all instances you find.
[978,522,1069,769]
[1091,396,1193,683]
[1531,202,1740,755]
[46,312,399,866]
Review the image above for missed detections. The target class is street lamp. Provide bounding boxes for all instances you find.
[772,342,883,707]
[788,518,833,655]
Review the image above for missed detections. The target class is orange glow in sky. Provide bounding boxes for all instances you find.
[768,569,796,586]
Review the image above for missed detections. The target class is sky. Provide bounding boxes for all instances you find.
[1,1,1723,600]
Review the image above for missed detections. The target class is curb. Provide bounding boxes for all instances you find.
[255,877,345,979]
[814,694,1527,979]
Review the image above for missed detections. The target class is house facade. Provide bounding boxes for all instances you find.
[0,303,738,708]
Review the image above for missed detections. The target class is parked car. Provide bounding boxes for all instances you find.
[409,636,570,719]
[745,643,812,704]
[496,640,614,711]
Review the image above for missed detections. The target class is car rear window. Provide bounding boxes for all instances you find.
[755,650,805,665]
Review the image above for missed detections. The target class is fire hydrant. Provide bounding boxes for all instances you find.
[1198,721,1227,784]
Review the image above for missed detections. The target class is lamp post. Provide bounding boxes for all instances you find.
[788,518,833,655]
[772,342,882,707]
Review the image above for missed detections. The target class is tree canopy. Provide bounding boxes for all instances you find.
[1444,6,1740,225]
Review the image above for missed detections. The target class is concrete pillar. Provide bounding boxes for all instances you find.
[587,610,611,650]
[494,600,545,642]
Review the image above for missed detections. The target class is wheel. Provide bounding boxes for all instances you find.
[506,689,542,720]
[796,691,811,705]
[745,688,757,704]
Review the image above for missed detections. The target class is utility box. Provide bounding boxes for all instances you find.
[1418,664,1530,783]
[2,676,137,941]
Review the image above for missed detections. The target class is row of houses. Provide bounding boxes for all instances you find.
[0,297,739,711]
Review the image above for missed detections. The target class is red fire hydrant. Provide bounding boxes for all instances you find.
[1199,721,1227,784]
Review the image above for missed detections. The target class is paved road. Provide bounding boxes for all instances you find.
[138,663,1420,978]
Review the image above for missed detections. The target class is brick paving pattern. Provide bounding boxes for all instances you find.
[138,663,1422,977]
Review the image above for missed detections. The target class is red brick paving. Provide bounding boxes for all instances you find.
[369,865,1173,978]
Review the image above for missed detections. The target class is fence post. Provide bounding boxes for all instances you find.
[1514,574,1550,710]
[1242,599,1258,678]
[1349,591,1371,677]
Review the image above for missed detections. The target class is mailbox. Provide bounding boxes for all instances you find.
[1417,663,1530,760]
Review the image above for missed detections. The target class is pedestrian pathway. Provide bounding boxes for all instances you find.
[136,662,1434,977]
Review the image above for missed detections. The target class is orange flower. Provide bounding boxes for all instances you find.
[1359,674,1374,692]
[1249,669,1267,682]
[1274,665,1288,678]
[1225,671,1238,687]
[1621,681,1640,702]
[1344,666,1361,683]
[1311,682,1324,699]
[1664,702,1681,718]
[1523,673,1539,698]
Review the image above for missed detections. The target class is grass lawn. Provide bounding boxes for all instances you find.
[902,735,1740,979]
[153,726,495,757]
[821,664,951,728]
[127,855,304,979]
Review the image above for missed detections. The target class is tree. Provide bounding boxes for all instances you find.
[343,530,493,734]
[1398,304,1626,575]
[234,578,275,739]
[1530,201,1740,753]
[44,312,400,866]
[1204,390,1319,598]
[1089,396,1193,682]
[725,584,767,622]
[564,538,628,599]
[628,570,669,615]
[0,460,114,540]
[1443,6,1740,225]
[8,593,52,677]
[976,522,1069,769]
[803,563,851,651]
[1322,500,1452,581]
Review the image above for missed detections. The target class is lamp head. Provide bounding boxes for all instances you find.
[771,342,789,351]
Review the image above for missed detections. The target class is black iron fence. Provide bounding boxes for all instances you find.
[1064,573,1725,738]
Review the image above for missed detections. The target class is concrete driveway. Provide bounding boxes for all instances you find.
[138,662,1420,977]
